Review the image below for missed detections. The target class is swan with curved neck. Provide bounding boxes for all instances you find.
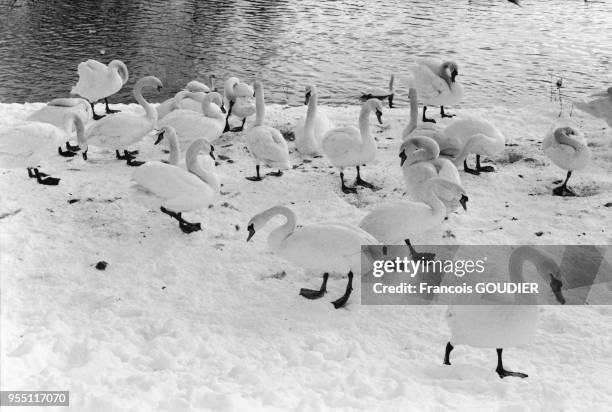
[71,59,129,119]
[294,85,333,156]
[401,87,445,142]
[0,113,86,185]
[411,59,463,123]
[153,125,215,170]
[132,138,219,233]
[223,77,256,132]
[361,74,395,108]
[444,246,565,379]
[574,87,612,128]
[246,205,378,308]
[82,76,162,165]
[27,98,92,135]
[321,98,383,193]
[244,81,290,181]
[542,125,591,196]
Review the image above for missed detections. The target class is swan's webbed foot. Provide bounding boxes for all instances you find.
[299,273,329,300]
[405,239,436,262]
[553,185,576,197]
[354,166,379,190]
[463,160,480,175]
[29,168,60,185]
[246,165,263,181]
[440,106,455,119]
[92,112,105,121]
[331,271,354,309]
[105,98,120,114]
[66,141,80,152]
[422,106,436,123]
[230,118,246,133]
[160,207,201,234]
[58,146,77,157]
[495,348,527,379]
[116,150,137,161]
[27,167,48,178]
[443,342,453,365]
[126,158,145,167]
[223,120,231,133]
[267,170,283,177]
[476,155,495,172]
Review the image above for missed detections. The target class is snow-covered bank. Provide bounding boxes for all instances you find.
[1,101,611,411]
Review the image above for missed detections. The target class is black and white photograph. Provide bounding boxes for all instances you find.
[1,0,611,410]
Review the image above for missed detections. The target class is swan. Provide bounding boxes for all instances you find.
[438,116,506,175]
[321,99,383,194]
[542,125,591,197]
[444,246,565,379]
[26,98,92,134]
[156,77,217,120]
[294,85,333,156]
[246,205,378,308]
[359,178,467,258]
[222,77,256,132]
[158,92,225,147]
[132,139,219,233]
[82,76,162,166]
[361,74,395,108]
[71,59,129,120]
[0,113,85,185]
[411,59,463,123]
[573,87,612,128]
[401,87,445,142]
[153,125,215,170]
[244,81,290,181]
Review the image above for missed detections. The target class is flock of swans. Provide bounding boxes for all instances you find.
[1,57,610,379]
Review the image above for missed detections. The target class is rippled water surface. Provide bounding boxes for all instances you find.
[0,0,610,107]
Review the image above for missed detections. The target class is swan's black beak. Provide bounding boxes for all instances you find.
[399,150,407,167]
[550,275,565,304]
[154,130,165,145]
[221,104,226,114]
[459,194,468,211]
[82,150,88,161]
[304,91,311,106]
[209,145,215,160]
[247,224,256,242]
[451,69,458,83]
[375,109,383,125]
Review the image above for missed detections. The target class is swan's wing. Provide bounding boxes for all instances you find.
[411,63,449,102]
[87,113,153,147]
[0,122,62,166]
[321,127,361,160]
[133,162,204,200]
[246,127,289,166]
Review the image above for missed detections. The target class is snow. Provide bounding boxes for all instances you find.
[1,100,612,411]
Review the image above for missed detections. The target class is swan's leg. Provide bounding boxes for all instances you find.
[443,342,453,365]
[422,106,436,123]
[267,169,283,177]
[440,106,456,119]
[104,98,120,114]
[388,93,394,108]
[495,348,528,379]
[160,207,202,233]
[58,146,77,157]
[331,271,354,309]
[463,158,480,175]
[246,165,263,181]
[553,171,576,197]
[65,141,80,152]
[354,166,378,190]
[27,167,48,178]
[33,168,60,186]
[223,101,234,133]
[230,118,246,133]
[126,157,145,167]
[476,155,495,172]
[116,150,136,161]
[341,171,357,194]
[91,102,105,120]
[405,239,436,262]
[299,273,329,300]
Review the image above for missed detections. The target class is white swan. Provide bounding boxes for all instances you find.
[246,205,378,308]
[158,92,225,147]
[359,178,467,259]
[542,124,591,197]
[223,77,256,132]
[0,113,85,185]
[156,77,216,120]
[132,139,219,233]
[294,85,333,156]
[444,246,565,379]
[26,98,92,134]
[401,87,445,142]
[244,81,290,181]
[361,74,395,108]
[153,125,215,171]
[321,99,383,193]
[82,76,162,166]
[574,87,612,128]
[71,59,129,119]
[411,59,463,123]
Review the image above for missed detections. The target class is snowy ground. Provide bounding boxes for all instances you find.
[1,100,612,411]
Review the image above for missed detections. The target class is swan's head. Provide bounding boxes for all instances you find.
[555,127,576,139]
[399,136,440,166]
[154,126,176,145]
[246,208,268,241]
[235,81,255,98]
[137,76,163,92]
[536,255,565,304]
[304,85,316,105]
[445,61,459,83]
[185,80,210,93]
[591,87,612,98]
[365,99,383,124]
[407,87,417,101]
[109,60,129,84]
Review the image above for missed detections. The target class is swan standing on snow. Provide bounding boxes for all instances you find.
[132,139,219,233]
[444,246,565,379]
[158,92,225,147]
[246,206,378,309]
[244,81,290,181]
[0,114,85,185]
[411,59,463,123]
[360,74,395,108]
[321,99,383,194]
[71,59,129,120]
[294,85,333,156]
[82,76,163,166]
[574,87,612,128]
[27,98,92,132]
[223,77,256,132]
[542,126,591,197]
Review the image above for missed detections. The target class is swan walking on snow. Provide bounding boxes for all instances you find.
[321,99,383,194]
[542,125,591,197]
[573,87,612,128]
[444,246,565,379]
[411,59,463,123]
[294,85,333,156]
[246,206,378,309]
[71,59,129,120]
[82,76,163,166]
[245,81,290,181]
[132,138,219,233]
[360,74,395,108]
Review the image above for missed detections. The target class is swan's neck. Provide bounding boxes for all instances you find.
[554,129,583,151]
[134,83,157,123]
[402,89,418,140]
[421,179,447,221]
[305,91,318,132]
[188,159,220,193]
[452,133,497,166]
[508,246,549,304]
[255,87,265,127]
[167,134,180,166]
[438,67,452,89]
[358,105,376,150]
[265,206,297,252]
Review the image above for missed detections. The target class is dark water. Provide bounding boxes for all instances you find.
[0,0,610,107]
